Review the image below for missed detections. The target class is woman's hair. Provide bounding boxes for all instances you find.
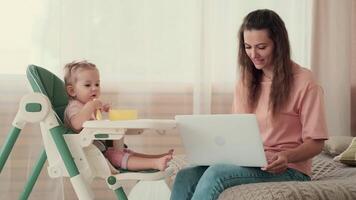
[63,60,97,98]
[238,9,293,115]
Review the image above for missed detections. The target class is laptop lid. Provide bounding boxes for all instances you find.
[175,114,267,167]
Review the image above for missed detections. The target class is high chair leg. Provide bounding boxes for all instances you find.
[107,176,128,200]
[20,149,47,200]
[114,187,128,200]
[49,126,94,199]
[0,126,21,172]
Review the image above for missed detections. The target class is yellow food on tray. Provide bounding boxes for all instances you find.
[109,109,138,120]
[96,109,102,120]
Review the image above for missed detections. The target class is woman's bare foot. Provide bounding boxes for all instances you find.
[155,154,173,171]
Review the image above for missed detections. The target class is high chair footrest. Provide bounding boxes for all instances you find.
[128,179,171,200]
[115,167,174,181]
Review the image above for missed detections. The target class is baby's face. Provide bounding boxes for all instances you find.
[72,68,101,104]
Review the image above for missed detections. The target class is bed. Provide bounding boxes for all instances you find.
[168,153,356,200]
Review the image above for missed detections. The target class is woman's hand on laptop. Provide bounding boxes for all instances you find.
[261,152,288,174]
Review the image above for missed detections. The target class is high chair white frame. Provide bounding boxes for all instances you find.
[1,93,176,200]
[0,65,176,200]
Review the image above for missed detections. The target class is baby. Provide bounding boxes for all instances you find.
[63,60,173,171]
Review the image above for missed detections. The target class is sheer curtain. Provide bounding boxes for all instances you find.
[0,0,312,199]
[311,0,355,137]
[352,0,356,136]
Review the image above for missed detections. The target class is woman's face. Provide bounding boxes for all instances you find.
[243,29,274,71]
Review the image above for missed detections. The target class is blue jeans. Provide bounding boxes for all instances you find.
[170,164,310,200]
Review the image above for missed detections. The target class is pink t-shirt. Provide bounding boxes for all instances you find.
[64,100,107,151]
[64,100,132,169]
[233,64,328,176]
[64,100,95,132]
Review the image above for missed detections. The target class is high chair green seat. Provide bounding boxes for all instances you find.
[0,65,175,200]
[27,65,69,121]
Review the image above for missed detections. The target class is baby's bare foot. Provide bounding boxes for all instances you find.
[168,149,174,155]
[159,149,174,157]
[156,154,173,171]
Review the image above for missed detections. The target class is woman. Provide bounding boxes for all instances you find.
[170,9,328,200]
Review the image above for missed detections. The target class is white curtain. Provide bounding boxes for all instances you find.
[310,0,354,137]
[0,0,312,199]
[352,0,356,136]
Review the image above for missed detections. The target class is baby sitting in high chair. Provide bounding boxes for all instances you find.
[63,60,173,171]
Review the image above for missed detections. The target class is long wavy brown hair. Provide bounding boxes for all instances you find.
[238,9,293,115]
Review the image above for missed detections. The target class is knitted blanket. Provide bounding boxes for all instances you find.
[168,153,356,200]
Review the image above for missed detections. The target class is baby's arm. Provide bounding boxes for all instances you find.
[70,100,102,131]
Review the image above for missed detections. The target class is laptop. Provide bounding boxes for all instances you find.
[175,114,267,167]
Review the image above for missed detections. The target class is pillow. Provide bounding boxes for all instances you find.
[333,137,356,166]
[323,136,353,156]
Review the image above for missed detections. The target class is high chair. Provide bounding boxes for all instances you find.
[0,65,176,200]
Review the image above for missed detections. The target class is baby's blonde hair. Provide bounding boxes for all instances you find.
[63,60,97,98]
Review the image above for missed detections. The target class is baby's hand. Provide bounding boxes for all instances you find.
[102,103,111,112]
[92,99,103,110]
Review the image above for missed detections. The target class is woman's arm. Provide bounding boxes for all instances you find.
[263,138,325,174]
[284,138,325,163]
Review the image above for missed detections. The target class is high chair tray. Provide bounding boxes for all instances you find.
[83,119,177,130]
